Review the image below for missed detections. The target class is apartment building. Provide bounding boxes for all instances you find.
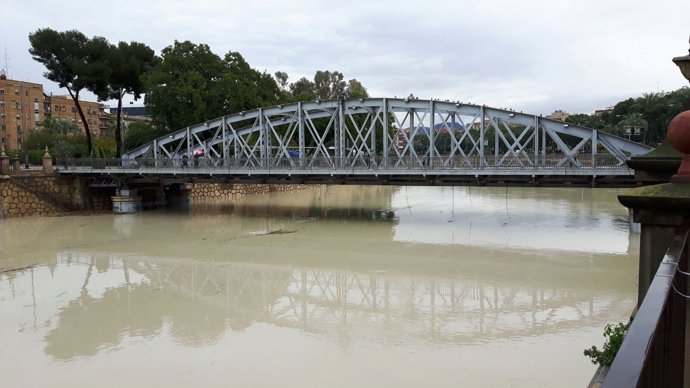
[0,71,45,150]
[48,95,110,137]
[0,70,111,149]
[546,109,570,122]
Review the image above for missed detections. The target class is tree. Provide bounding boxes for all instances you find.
[25,117,87,159]
[103,41,157,157]
[123,121,168,151]
[143,41,225,130]
[313,70,346,99]
[565,113,605,129]
[28,28,111,155]
[274,71,289,90]
[289,77,316,101]
[346,79,369,99]
[617,112,648,142]
[143,41,281,132]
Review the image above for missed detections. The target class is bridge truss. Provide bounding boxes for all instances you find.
[123,98,651,176]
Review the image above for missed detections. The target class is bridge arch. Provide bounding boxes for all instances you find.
[123,98,651,172]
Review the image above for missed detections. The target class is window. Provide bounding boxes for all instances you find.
[71,107,76,113]
[14,89,19,95]
[0,113,4,118]
[16,113,20,119]
[0,89,4,94]
[0,125,5,131]
[34,98,39,103]
[0,100,5,106]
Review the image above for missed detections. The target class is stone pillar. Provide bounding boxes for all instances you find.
[0,148,9,176]
[42,147,54,174]
[12,155,20,175]
[618,196,688,305]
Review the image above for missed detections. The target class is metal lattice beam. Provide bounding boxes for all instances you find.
[122,98,652,173]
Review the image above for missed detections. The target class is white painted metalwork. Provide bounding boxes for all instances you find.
[121,98,651,174]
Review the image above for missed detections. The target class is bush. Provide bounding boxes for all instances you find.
[584,322,630,366]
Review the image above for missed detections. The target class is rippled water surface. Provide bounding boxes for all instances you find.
[0,186,638,387]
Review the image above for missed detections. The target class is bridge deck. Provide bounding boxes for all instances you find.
[59,163,635,187]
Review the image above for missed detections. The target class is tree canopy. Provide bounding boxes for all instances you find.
[143,41,282,131]
[29,28,112,155]
[564,87,690,145]
[104,41,157,156]
[282,70,368,102]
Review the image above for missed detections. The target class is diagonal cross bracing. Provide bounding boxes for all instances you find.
[122,98,653,175]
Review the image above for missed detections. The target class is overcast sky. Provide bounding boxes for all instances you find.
[1,0,688,115]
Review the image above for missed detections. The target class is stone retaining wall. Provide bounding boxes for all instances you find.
[1,175,79,218]
[186,183,311,201]
[0,176,313,218]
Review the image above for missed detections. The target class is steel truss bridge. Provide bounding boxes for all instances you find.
[63,98,652,186]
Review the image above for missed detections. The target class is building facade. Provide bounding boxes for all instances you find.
[47,95,110,137]
[0,72,45,150]
[0,71,110,150]
[546,109,570,122]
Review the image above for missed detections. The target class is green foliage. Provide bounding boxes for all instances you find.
[28,28,113,155]
[105,41,157,157]
[24,118,88,158]
[143,40,281,131]
[93,138,116,158]
[564,87,690,145]
[25,118,78,150]
[583,322,630,366]
[346,79,369,99]
[284,71,368,102]
[313,70,346,99]
[123,121,168,151]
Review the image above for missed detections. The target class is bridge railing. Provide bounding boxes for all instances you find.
[602,225,690,387]
[56,154,631,172]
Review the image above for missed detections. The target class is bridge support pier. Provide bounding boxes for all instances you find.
[165,184,190,210]
[111,187,142,213]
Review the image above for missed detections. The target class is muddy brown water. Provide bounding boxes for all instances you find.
[0,185,637,387]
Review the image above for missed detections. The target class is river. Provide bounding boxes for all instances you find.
[0,185,637,387]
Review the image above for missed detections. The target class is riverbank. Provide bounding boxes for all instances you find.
[0,173,315,218]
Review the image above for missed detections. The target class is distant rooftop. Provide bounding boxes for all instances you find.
[110,106,149,117]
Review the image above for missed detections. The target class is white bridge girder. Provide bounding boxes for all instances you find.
[122,98,652,172]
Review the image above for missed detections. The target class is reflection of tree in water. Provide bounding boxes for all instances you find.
[43,255,291,360]
[42,250,635,360]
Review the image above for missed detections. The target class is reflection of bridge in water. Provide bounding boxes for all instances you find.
[43,250,636,359]
[60,98,652,186]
